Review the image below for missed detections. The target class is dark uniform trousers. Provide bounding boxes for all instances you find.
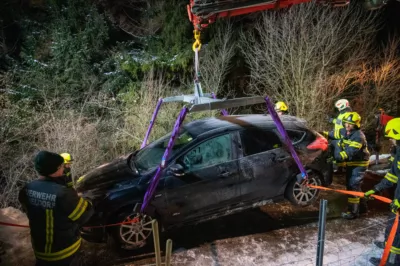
[328,128,370,214]
[374,146,400,264]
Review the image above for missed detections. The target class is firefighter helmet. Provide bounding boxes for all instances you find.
[275,101,288,112]
[385,118,400,140]
[335,99,350,111]
[343,112,361,128]
[60,153,73,164]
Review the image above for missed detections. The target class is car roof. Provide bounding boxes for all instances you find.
[183,114,309,138]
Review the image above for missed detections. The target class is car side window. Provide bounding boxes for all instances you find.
[286,130,306,144]
[181,134,232,171]
[240,129,281,156]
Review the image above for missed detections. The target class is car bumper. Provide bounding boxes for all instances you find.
[309,152,333,186]
[80,226,106,243]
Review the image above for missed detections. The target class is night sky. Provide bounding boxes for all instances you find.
[378,0,400,41]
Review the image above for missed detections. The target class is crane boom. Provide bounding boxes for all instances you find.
[187,0,387,30]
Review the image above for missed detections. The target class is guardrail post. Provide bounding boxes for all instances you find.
[316,199,328,266]
[165,239,173,266]
[152,219,162,266]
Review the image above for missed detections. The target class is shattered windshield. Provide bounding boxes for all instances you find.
[134,129,193,172]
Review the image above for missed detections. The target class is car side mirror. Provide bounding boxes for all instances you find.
[170,163,185,177]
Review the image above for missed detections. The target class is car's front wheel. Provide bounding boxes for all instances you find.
[285,172,321,206]
[109,211,156,251]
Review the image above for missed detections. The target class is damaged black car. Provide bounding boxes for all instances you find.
[76,115,332,250]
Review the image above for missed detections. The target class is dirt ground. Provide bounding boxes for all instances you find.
[0,173,393,266]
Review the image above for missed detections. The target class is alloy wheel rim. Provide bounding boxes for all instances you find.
[119,214,153,248]
[293,176,320,203]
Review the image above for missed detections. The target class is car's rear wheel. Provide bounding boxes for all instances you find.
[109,210,158,251]
[285,172,321,206]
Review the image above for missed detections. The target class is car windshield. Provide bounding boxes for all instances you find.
[133,129,193,172]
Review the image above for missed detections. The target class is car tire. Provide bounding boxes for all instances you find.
[285,172,322,206]
[109,209,160,251]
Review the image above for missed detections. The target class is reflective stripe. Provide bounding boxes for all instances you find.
[334,129,341,139]
[335,162,347,167]
[389,156,394,162]
[45,209,53,253]
[397,161,400,170]
[347,161,369,167]
[385,172,398,184]
[349,142,362,149]
[35,238,81,261]
[45,210,49,253]
[49,210,53,253]
[342,139,362,149]
[348,197,360,204]
[75,200,88,221]
[68,198,88,221]
[340,151,348,160]
[391,246,400,255]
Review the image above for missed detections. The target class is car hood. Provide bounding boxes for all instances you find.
[75,154,138,195]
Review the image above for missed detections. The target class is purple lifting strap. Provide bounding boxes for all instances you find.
[141,98,164,149]
[264,96,308,181]
[141,106,189,213]
[211,92,229,116]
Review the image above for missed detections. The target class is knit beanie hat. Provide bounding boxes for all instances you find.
[34,151,64,176]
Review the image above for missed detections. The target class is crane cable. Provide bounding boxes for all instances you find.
[192,30,202,81]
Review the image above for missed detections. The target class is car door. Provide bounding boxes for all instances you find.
[163,132,242,223]
[238,128,297,203]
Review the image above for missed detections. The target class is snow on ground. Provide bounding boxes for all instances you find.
[0,205,391,266]
[167,215,387,266]
[369,154,391,162]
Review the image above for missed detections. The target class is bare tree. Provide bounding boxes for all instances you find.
[352,39,400,131]
[240,3,379,129]
[97,0,163,38]
[199,21,236,96]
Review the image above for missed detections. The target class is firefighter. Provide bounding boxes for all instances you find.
[60,153,73,187]
[328,99,352,172]
[19,151,94,266]
[364,118,400,266]
[275,101,289,115]
[328,112,370,219]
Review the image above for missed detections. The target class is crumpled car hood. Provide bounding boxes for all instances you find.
[75,154,137,197]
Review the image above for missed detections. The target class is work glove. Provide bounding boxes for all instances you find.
[390,199,400,214]
[333,145,344,161]
[364,190,375,200]
[337,139,344,148]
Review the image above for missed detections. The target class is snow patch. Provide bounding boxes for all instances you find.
[369,154,391,162]
[170,216,387,266]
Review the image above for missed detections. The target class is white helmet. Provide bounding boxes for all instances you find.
[335,99,350,111]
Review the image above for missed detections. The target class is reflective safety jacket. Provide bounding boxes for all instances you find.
[331,107,352,131]
[63,167,73,188]
[389,145,396,165]
[328,128,370,167]
[19,177,93,262]
[375,146,400,199]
